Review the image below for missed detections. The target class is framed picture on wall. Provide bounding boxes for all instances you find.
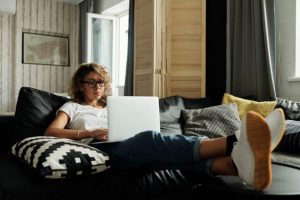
[22,32,70,66]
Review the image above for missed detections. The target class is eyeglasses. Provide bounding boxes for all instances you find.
[80,80,104,88]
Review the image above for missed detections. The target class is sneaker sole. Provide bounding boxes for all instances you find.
[246,111,272,190]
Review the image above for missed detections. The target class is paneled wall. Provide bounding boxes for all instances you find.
[0,12,14,112]
[0,0,79,112]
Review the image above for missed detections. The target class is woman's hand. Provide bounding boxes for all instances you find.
[89,128,108,141]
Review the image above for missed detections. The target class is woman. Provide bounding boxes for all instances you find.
[45,63,285,191]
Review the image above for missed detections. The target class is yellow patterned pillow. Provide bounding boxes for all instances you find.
[222,93,276,118]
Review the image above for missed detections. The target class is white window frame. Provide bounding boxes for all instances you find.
[116,11,129,88]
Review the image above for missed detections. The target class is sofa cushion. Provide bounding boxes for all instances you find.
[182,103,240,138]
[159,96,185,135]
[13,87,69,142]
[276,131,300,154]
[0,150,199,200]
[275,120,300,154]
[11,136,110,179]
[222,93,276,118]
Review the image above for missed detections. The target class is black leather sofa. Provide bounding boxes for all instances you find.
[0,87,221,200]
[1,87,300,200]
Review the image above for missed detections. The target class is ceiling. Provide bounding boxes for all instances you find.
[102,0,129,15]
[57,0,85,4]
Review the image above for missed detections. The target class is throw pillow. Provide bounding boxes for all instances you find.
[274,97,300,120]
[11,136,110,179]
[182,103,240,138]
[222,93,276,118]
[14,87,69,143]
[159,96,185,135]
[285,120,300,134]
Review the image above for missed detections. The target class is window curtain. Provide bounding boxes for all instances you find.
[79,0,94,64]
[226,0,276,100]
[124,0,135,96]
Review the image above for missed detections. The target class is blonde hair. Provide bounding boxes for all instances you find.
[69,63,111,105]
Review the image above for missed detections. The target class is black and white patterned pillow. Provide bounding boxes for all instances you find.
[182,103,240,138]
[11,136,110,179]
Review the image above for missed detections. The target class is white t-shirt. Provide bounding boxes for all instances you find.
[58,101,108,143]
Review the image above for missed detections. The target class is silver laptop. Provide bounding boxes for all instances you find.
[95,96,160,143]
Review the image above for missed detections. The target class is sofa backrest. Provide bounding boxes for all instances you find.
[10,87,220,148]
[182,96,220,109]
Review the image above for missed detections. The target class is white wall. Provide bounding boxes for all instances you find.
[0,0,79,112]
[275,0,300,101]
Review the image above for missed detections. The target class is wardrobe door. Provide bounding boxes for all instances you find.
[166,0,206,98]
[134,0,154,96]
[133,0,205,98]
[133,0,165,97]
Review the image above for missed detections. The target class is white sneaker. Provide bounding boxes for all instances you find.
[265,108,285,151]
[234,108,285,152]
[232,111,272,190]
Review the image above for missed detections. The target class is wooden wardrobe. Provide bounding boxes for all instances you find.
[134,0,206,98]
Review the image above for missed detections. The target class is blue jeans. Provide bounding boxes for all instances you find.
[91,131,213,176]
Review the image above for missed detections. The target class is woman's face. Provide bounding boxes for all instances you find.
[79,71,105,104]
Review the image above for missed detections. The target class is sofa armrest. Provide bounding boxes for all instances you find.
[0,115,15,153]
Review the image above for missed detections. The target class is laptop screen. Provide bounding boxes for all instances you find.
[107,96,160,142]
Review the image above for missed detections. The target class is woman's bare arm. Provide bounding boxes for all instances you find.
[44,111,108,141]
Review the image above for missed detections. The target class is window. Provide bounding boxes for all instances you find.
[87,13,116,76]
[86,1,129,95]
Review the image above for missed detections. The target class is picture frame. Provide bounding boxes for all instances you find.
[22,32,70,66]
